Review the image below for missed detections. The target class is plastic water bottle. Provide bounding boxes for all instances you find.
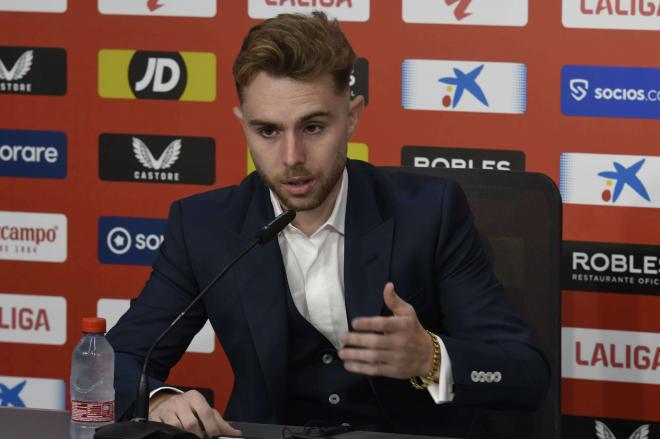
[70,317,115,439]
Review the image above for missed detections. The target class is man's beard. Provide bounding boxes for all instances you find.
[257,156,346,212]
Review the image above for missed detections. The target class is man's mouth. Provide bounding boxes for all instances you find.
[282,176,315,196]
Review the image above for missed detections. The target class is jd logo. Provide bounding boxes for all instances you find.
[128,51,187,99]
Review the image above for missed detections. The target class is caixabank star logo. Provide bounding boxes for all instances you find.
[560,153,659,209]
[402,59,526,114]
[98,49,215,101]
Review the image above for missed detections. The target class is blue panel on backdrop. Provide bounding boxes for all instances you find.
[98,216,166,266]
[562,65,660,120]
[0,129,67,178]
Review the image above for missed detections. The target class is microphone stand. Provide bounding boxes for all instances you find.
[95,210,295,439]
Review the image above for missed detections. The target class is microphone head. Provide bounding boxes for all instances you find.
[256,210,296,244]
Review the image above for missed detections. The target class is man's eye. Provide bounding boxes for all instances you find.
[259,127,278,138]
[304,124,324,135]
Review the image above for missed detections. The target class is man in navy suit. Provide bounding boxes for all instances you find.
[107,12,549,439]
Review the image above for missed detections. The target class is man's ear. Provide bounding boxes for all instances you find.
[347,95,365,139]
[232,106,244,122]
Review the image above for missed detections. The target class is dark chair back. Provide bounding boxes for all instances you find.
[387,167,562,439]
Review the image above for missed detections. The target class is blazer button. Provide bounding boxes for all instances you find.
[328,393,340,405]
[470,371,479,382]
[493,372,502,383]
[322,353,333,365]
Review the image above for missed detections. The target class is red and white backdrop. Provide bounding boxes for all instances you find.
[1,1,659,437]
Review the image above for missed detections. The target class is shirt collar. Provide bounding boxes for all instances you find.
[269,167,348,236]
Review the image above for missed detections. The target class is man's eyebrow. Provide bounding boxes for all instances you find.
[247,119,282,129]
[247,111,332,129]
[300,111,332,122]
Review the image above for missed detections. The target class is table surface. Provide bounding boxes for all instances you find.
[0,407,455,439]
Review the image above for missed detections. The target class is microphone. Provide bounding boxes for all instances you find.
[95,210,296,439]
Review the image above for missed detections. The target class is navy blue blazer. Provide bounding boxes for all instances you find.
[107,160,549,436]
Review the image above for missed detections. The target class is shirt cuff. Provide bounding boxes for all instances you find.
[426,335,455,404]
[149,386,184,399]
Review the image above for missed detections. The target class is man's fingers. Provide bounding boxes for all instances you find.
[189,396,219,438]
[350,315,408,333]
[160,412,185,433]
[338,346,396,364]
[343,360,399,378]
[176,409,205,438]
[383,282,415,317]
[213,409,243,436]
[340,331,391,349]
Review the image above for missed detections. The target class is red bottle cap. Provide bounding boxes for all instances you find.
[82,317,107,333]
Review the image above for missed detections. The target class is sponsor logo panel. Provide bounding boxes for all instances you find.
[98,217,165,266]
[0,0,66,13]
[0,293,66,345]
[563,0,660,30]
[563,241,660,295]
[0,129,66,179]
[0,375,66,409]
[99,133,215,185]
[562,65,660,119]
[248,0,370,22]
[98,49,215,102]
[402,59,526,114]
[401,145,525,171]
[247,142,368,174]
[560,153,660,208]
[562,415,657,439]
[402,0,528,27]
[0,47,66,96]
[350,58,368,106]
[562,327,660,385]
[0,211,67,262]
[98,0,216,17]
[98,298,215,353]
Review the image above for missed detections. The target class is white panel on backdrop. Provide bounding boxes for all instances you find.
[98,0,216,17]
[0,211,67,262]
[563,0,660,31]
[248,0,370,22]
[562,327,660,385]
[402,59,527,114]
[560,153,660,209]
[98,298,216,354]
[0,293,67,345]
[0,375,66,409]
[402,0,528,26]
[0,0,66,13]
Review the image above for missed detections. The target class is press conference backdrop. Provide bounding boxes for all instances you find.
[0,2,659,437]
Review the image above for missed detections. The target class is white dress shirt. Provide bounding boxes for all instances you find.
[270,168,455,403]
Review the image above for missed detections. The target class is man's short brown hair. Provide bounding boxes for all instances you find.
[233,11,356,102]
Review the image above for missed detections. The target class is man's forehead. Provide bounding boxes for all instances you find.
[240,72,346,123]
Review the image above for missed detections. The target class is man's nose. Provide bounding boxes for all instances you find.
[282,132,305,167]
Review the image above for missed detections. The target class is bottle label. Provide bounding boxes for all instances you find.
[71,400,115,423]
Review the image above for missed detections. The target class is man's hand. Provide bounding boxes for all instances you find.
[338,282,435,379]
[149,390,242,438]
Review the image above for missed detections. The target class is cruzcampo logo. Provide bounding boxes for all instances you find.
[246,143,369,175]
[98,49,215,102]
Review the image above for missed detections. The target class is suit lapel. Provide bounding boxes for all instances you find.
[344,162,395,324]
[228,181,289,421]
